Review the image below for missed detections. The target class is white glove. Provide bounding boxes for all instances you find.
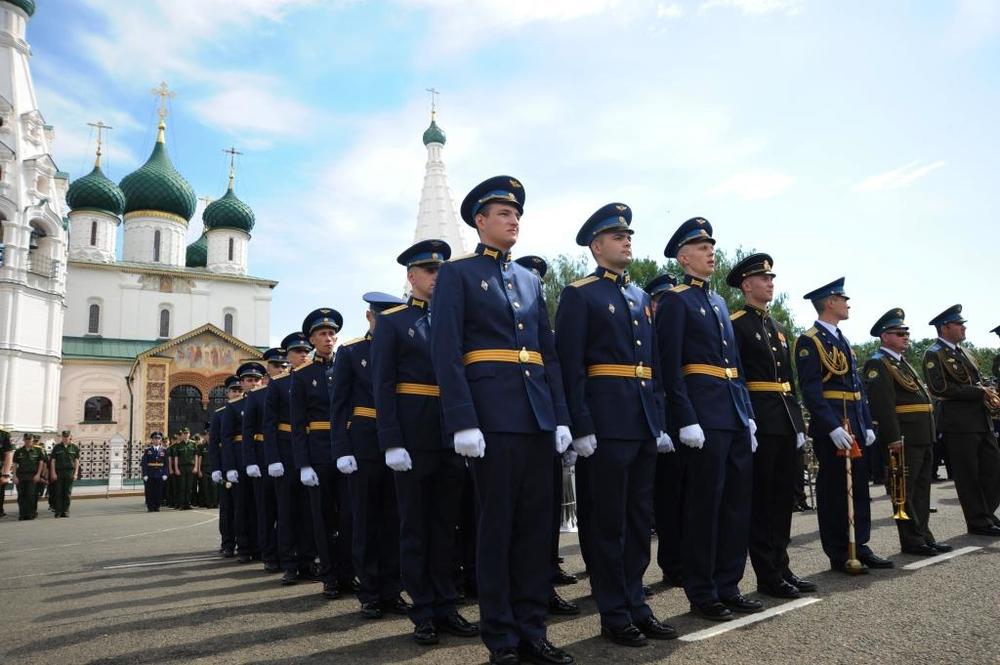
[162,475,167,481]
[656,431,675,453]
[679,424,706,449]
[385,447,413,472]
[246,464,261,478]
[300,466,319,487]
[454,428,486,458]
[337,455,358,474]
[865,429,876,447]
[748,419,759,453]
[571,434,597,457]
[562,450,578,467]
[226,470,239,483]
[749,418,758,436]
[829,426,852,450]
[211,470,223,484]
[555,425,573,454]
[267,462,284,478]
[796,433,806,449]
[142,475,148,482]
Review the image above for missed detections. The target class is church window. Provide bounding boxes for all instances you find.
[224,312,234,335]
[90,220,98,246]
[88,303,100,334]
[159,308,170,338]
[228,237,234,261]
[84,396,113,423]
[153,230,161,262]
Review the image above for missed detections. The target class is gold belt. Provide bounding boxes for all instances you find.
[396,382,440,397]
[147,463,163,467]
[896,403,933,414]
[587,364,652,379]
[307,421,331,432]
[277,423,291,433]
[682,364,739,380]
[253,434,264,442]
[352,406,377,418]
[746,381,792,393]
[463,348,544,366]
[233,434,243,442]
[822,390,862,401]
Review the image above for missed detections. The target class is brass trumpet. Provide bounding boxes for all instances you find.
[982,385,1000,419]
[887,435,910,521]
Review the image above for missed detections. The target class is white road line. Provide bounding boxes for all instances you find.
[103,555,220,570]
[902,545,981,570]
[680,597,822,642]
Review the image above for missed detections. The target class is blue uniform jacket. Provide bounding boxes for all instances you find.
[290,354,335,469]
[241,385,267,470]
[555,267,664,440]
[140,446,167,477]
[207,406,225,474]
[331,332,382,459]
[794,323,873,439]
[372,298,446,452]
[263,371,294,468]
[656,274,753,431]
[220,397,245,473]
[431,243,570,435]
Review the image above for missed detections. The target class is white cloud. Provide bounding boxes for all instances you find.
[699,0,802,15]
[853,161,945,193]
[947,0,1000,49]
[706,169,794,200]
[189,80,323,143]
[657,3,685,19]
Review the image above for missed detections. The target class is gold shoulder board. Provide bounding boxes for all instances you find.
[730,310,747,321]
[668,284,690,293]
[293,358,314,372]
[382,304,408,315]
[570,275,599,288]
[340,336,365,347]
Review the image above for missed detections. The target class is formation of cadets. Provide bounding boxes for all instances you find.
[6,175,994,664]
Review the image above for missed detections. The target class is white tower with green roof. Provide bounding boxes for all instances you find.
[0,0,69,436]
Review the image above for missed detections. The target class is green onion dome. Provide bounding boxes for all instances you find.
[119,131,197,222]
[185,233,208,268]
[203,186,255,233]
[422,119,446,146]
[66,165,126,216]
[3,0,35,17]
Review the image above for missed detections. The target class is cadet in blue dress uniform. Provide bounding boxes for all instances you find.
[794,278,890,573]
[291,308,352,599]
[432,177,574,665]
[265,332,318,585]
[223,362,265,563]
[727,254,816,598]
[210,375,241,557]
[140,431,168,512]
[243,349,287,573]
[332,290,409,619]
[555,204,677,646]
[657,218,759,621]
[373,240,478,645]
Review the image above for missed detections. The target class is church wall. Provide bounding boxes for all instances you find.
[122,216,187,267]
[57,361,130,443]
[68,210,118,263]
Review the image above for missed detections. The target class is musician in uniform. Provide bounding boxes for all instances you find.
[266,332,318,585]
[432,177,574,665]
[794,278,891,573]
[727,253,816,598]
[657,217,759,622]
[332,291,408,619]
[210,375,241,557]
[863,309,953,555]
[222,363,264,563]
[555,204,676,646]
[141,431,168,512]
[922,305,1000,536]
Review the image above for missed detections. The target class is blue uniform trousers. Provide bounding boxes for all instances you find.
[144,477,164,511]
[218,483,236,551]
[395,449,463,624]
[353,459,401,605]
[472,431,553,651]
[587,438,656,629]
[307,463,353,584]
[574,455,593,574]
[814,433,872,563]
[253,475,279,565]
[233,471,258,556]
[749,433,797,586]
[654,450,684,581]
[549,453,562,578]
[679,427,752,605]
[274,472,315,573]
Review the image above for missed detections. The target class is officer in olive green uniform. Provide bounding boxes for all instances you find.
[49,430,80,518]
[0,428,13,517]
[13,437,45,519]
[176,428,197,510]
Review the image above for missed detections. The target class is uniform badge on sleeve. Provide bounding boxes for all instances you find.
[799,348,809,357]
[867,369,879,379]
[926,361,935,369]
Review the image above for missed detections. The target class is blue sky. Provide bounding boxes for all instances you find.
[27,0,1000,346]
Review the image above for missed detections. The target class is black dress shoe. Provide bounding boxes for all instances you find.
[690,602,734,621]
[413,620,439,645]
[322,581,341,599]
[784,574,817,592]
[381,595,411,615]
[721,594,764,613]
[758,580,800,599]
[360,601,384,619]
[600,623,648,647]
[635,615,678,640]
[830,560,869,574]
[928,541,953,553]
[221,548,235,558]
[548,592,579,615]
[929,506,938,513]
[434,612,479,637]
[237,554,252,564]
[662,573,684,587]
[793,500,813,512]
[642,584,654,597]
[280,570,298,586]
[859,552,894,569]
[264,561,281,573]
[552,566,577,586]
[901,543,938,556]
[490,648,520,665]
[518,638,574,664]
[969,524,1000,537]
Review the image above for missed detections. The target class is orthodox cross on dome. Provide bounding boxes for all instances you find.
[222,145,242,189]
[425,87,440,120]
[198,195,213,208]
[86,120,112,168]
[151,81,176,142]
